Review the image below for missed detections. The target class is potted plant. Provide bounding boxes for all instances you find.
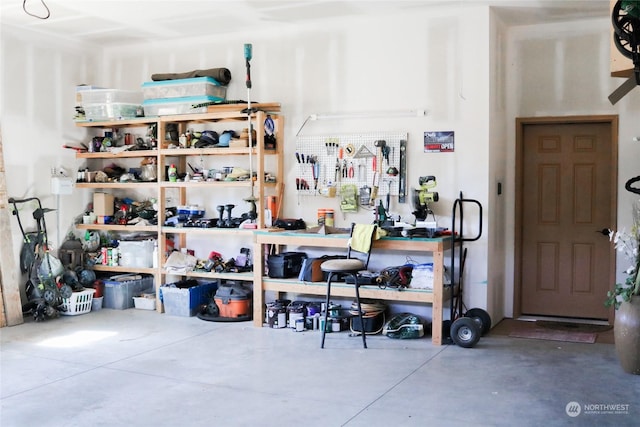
[606,201,640,375]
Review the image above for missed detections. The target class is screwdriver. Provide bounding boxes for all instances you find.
[313,161,320,190]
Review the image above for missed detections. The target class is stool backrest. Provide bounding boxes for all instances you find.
[347,223,378,268]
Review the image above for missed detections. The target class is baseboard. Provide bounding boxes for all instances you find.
[517,315,610,326]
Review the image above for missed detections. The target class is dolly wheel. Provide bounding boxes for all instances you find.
[450,317,481,348]
[465,308,492,336]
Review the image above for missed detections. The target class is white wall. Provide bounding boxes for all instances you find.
[487,11,509,323]
[6,4,636,325]
[94,6,492,320]
[18,5,631,326]
[0,27,101,301]
[502,18,640,317]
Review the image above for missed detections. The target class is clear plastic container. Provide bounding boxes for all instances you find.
[80,89,143,105]
[118,240,155,268]
[142,77,226,100]
[142,96,218,116]
[84,103,142,120]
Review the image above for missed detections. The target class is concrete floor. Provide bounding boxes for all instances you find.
[1,309,638,427]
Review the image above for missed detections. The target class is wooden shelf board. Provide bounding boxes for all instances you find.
[261,278,448,303]
[76,224,157,232]
[75,182,157,189]
[91,265,156,274]
[161,227,254,235]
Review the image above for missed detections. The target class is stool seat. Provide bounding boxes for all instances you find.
[321,259,365,273]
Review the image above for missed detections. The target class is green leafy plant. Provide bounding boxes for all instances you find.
[606,203,640,309]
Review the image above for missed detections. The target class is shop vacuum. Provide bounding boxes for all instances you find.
[197,282,253,322]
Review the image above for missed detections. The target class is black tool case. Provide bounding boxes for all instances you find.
[267,252,307,278]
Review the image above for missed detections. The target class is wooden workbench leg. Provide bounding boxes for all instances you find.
[432,249,444,345]
[253,240,264,327]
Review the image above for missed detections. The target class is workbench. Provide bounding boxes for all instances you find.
[253,230,454,345]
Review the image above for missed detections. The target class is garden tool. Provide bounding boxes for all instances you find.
[243,43,258,222]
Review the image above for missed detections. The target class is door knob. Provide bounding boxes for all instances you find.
[595,228,611,236]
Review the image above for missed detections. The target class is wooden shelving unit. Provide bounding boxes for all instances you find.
[74,103,283,311]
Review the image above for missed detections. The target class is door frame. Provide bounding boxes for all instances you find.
[514,115,619,323]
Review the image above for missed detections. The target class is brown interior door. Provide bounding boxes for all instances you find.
[519,120,616,320]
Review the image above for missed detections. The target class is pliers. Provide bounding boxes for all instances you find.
[296,178,309,190]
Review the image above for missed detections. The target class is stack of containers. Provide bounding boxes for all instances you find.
[141,77,227,116]
[80,89,144,121]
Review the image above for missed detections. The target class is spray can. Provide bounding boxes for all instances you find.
[168,164,177,182]
[110,247,119,266]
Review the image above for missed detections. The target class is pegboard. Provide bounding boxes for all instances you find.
[294,132,407,200]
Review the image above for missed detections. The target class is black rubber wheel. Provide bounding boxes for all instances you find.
[43,288,56,304]
[59,284,73,299]
[614,29,635,59]
[450,317,481,348]
[465,308,492,336]
[611,1,640,40]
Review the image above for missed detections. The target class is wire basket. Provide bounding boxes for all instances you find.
[60,288,96,316]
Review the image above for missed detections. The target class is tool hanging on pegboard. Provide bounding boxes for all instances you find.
[398,139,407,203]
[294,132,407,207]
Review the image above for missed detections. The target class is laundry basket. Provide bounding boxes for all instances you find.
[60,288,96,316]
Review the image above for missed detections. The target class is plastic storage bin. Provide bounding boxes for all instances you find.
[133,293,156,310]
[76,85,104,106]
[161,279,218,317]
[103,275,154,309]
[80,89,143,105]
[142,77,226,100]
[84,103,142,120]
[118,240,155,268]
[60,288,96,316]
[142,96,220,116]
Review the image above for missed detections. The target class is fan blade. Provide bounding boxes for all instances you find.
[608,75,638,105]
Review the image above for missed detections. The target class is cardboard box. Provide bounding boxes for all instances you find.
[93,193,114,216]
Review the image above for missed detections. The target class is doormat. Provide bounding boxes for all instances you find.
[509,328,597,344]
[535,320,612,334]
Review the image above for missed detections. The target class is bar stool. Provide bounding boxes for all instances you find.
[320,223,378,348]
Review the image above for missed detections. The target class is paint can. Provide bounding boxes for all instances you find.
[295,318,305,332]
[319,316,327,333]
[266,302,287,328]
[287,301,306,328]
[328,303,341,318]
[306,302,321,317]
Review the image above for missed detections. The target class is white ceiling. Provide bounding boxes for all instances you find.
[0,0,610,47]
